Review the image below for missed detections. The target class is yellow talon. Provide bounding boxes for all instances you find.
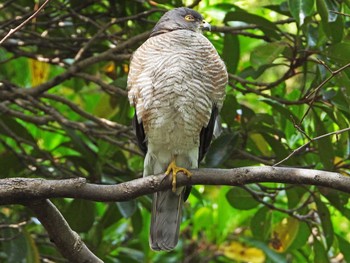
[165,160,192,192]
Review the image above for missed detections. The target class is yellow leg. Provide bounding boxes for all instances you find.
[165,159,192,192]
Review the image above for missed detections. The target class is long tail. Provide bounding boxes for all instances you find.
[143,151,185,251]
[150,189,183,251]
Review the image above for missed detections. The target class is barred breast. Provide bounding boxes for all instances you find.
[128,30,227,153]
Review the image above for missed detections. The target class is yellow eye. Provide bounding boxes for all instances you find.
[185,14,195,21]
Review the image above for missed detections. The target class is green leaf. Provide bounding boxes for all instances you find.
[216,186,235,241]
[64,128,97,167]
[224,11,281,39]
[264,3,291,16]
[262,133,289,161]
[331,86,350,115]
[2,229,27,263]
[320,188,350,219]
[239,64,276,80]
[286,187,308,209]
[205,132,239,167]
[251,206,271,240]
[288,0,315,25]
[337,234,350,263]
[193,206,214,239]
[313,111,335,170]
[65,199,96,232]
[316,0,329,35]
[271,217,300,252]
[0,116,36,143]
[245,239,287,263]
[288,222,310,251]
[328,15,344,43]
[334,73,350,101]
[292,249,312,262]
[220,94,239,127]
[250,133,270,156]
[306,24,319,47]
[99,203,122,229]
[131,207,143,235]
[315,198,334,249]
[23,229,40,263]
[313,238,330,263]
[93,93,119,119]
[88,223,103,249]
[118,247,144,263]
[117,200,137,218]
[250,42,286,70]
[223,34,240,74]
[0,151,25,178]
[316,0,342,41]
[261,98,299,122]
[226,187,260,210]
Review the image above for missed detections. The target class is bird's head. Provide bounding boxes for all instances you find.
[150,8,210,37]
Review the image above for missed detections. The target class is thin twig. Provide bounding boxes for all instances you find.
[0,0,51,44]
[290,115,312,140]
[274,127,350,166]
[329,10,350,17]
[242,185,313,221]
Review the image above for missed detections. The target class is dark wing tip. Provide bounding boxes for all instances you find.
[132,113,147,155]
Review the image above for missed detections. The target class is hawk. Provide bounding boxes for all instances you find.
[127,7,228,251]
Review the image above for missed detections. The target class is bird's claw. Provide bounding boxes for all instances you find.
[165,160,192,192]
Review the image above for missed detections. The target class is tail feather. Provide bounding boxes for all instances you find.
[150,189,183,251]
[144,150,197,251]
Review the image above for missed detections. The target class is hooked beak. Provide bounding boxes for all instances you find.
[200,20,211,31]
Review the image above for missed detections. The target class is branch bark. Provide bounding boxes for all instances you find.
[25,199,103,263]
[1,166,349,205]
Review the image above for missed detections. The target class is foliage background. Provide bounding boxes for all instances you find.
[1,0,350,262]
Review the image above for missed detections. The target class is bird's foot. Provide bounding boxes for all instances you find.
[165,160,192,192]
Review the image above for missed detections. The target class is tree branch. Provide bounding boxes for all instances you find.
[1,167,349,205]
[0,0,51,44]
[25,199,103,263]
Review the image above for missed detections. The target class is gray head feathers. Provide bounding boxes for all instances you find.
[150,8,209,37]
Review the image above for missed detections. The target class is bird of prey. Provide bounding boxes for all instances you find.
[127,7,228,251]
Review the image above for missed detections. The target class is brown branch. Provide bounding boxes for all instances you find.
[1,166,350,205]
[42,93,127,129]
[0,102,54,125]
[0,0,51,44]
[329,10,350,17]
[25,199,103,263]
[74,72,127,96]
